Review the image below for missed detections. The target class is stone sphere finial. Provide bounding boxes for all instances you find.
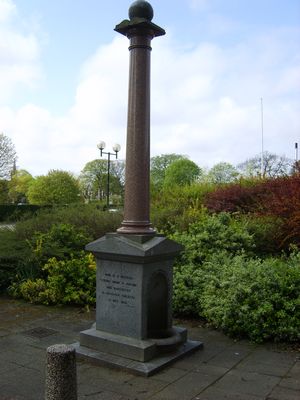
[129,1,154,21]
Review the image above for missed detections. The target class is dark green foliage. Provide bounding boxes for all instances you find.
[0,223,91,291]
[0,180,9,203]
[0,228,31,291]
[236,214,282,257]
[0,204,44,222]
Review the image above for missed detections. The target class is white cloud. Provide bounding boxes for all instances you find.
[0,0,41,102]
[150,30,300,165]
[0,0,16,22]
[0,14,299,176]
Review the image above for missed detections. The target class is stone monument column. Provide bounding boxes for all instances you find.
[116,1,165,234]
[75,1,203,377]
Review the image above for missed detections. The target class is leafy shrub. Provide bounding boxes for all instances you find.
[1,204,122,292]
[0,222,92,292]
[204,180,267,213]
[171,211,300,342]
[171,211,255,265]
[202,252,300,342]
[21,223,91,280]
[14,203,123,241]
[7,206,40,222]
[0,204,45,222]
[235,214,282,257]
[151,182,215,234]
[28,223,92,263]
[204,175,300,250]
[173,262,205,316]
[10,253,96,306]
[173,250,300,342]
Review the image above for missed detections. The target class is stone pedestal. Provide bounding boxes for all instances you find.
[75,234,203,376]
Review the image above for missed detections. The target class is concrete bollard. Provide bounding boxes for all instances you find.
[45,344,77,400]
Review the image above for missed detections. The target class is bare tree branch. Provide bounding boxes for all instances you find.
[0,133,17,180]
[237,151,292,178]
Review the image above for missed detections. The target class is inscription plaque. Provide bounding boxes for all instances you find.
[100,272,137,308]
[96,260,143,338]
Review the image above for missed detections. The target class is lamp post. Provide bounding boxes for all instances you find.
[97,141,121,209]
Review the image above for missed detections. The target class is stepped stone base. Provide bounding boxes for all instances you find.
[74,329,203,376]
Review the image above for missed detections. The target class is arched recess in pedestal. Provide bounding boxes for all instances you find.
[147,271,169,338]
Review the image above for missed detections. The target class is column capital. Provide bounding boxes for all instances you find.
[115,1,165,38]
[115,18,165,39]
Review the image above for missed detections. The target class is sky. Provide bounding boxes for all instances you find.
[0,0,299,177]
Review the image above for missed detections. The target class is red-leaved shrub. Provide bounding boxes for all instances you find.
[205,174,300,249]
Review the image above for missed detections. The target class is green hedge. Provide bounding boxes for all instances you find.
[0,204,47,222]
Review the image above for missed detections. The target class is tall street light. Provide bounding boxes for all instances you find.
[97,141,121,209]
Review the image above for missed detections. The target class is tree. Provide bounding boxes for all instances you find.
[79,160,107,202]
[150,154,186,189]
[27,170,81,205]
[163,159,202,188]
[208,162,239,184]
[0,133,17,180]
[237,151,292,178]
[8,169,34,204]
[110,159,125,194]
[79,159,125,203]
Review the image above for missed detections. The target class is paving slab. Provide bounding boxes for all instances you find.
[213,370,281,398]
[0,296,299,400]
[267,385,300,400]
[192,387,264,400]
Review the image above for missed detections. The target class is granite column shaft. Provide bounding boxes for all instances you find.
[118,31,154,234]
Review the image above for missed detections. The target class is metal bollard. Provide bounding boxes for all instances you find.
[45,344,77,400]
